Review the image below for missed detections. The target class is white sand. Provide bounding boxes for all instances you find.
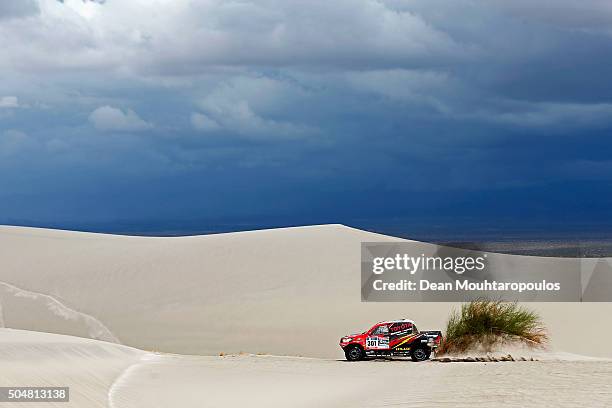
[1,224,612,359]
[0,329,142,408]
[2,225,612,407]
[1,329,611,408]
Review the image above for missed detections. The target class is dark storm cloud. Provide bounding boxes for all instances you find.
[0,0,39,19]
[2,0,612,232]
[56,0,106,4]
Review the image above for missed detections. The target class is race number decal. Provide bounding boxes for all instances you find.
[366,337,378,348]
[366,336,389,350]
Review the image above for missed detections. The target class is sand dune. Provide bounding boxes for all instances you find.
[2,225,612,407]
[0,329,142,408]
[1,224,612,359]
[2,329,611,408]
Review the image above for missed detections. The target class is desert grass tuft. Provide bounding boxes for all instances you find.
[438,299,548,354]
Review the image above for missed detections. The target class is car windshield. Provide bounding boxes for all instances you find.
[373,325,388,335]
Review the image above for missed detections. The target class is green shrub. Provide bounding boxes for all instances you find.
[438,299,548,354]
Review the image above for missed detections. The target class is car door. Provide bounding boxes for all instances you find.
[389,322,415,350]
[365,324,390,350]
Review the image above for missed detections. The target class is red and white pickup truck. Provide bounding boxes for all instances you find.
[339,319,442,361]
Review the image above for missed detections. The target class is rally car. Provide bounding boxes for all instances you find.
[339,319,442,361]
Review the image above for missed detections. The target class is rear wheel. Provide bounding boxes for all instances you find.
[411,346,431,362]
[345,345,364,361]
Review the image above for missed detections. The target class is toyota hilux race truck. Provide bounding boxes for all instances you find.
[340,319,442,362]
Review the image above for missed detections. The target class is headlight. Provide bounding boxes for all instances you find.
[341,337,352,343]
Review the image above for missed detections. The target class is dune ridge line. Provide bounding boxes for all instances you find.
[0,281,120,343]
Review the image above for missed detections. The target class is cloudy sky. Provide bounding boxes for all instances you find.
[2,0,612,235]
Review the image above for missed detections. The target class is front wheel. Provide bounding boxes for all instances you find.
[411,346,431,362]
[345,345,364,361]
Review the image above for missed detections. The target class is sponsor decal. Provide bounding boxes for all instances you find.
[366,336,389,350]
[393,334,416,345]
[389,323,412,333]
